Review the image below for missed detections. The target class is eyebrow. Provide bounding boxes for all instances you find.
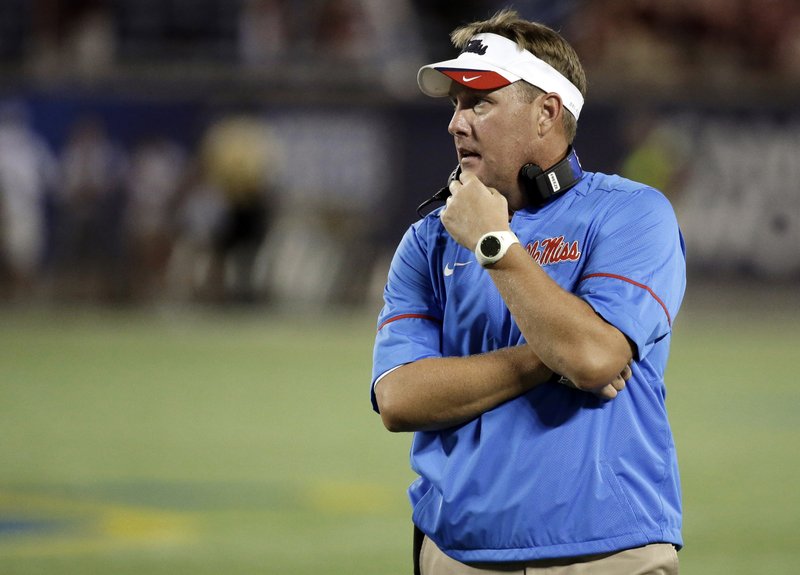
[448,84,495,99]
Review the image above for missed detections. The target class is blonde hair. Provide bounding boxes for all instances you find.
[450,9,586,142]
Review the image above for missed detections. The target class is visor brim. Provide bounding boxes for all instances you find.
[417,55,519,97]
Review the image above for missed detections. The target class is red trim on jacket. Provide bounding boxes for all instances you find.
[580,273,672,326]
[378,313,442,332]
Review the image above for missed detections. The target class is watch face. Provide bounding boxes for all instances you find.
[480,235,502,258]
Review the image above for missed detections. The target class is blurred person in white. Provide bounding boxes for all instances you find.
[124,136,188,301]
[55,116,128,301]
[0,101,58,300]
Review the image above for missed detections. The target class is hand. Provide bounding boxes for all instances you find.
[557,362,632,400]
[440,172,510,250]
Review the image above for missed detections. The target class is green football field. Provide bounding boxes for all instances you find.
[1,281,798,574]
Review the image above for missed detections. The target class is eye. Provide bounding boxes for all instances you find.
[473,97,490,111]
[449,93,491,112]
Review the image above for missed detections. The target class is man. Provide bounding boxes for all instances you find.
[371,9,685,575]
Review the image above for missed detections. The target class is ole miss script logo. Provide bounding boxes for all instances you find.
[462,39,488,55]
[526,236,581,266]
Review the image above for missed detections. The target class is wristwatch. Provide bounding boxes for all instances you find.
[475,231,519,267]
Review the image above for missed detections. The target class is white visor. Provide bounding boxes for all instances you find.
[418,33,584,120]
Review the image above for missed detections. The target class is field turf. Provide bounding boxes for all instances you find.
[0,281,798,574]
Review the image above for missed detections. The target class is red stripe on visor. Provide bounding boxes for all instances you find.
[439,69,512,91]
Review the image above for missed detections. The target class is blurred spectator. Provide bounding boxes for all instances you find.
[167,164,226,303]
[236,0,426,96]
[169,115,283,303]
[238,0,291,66]
[311,0,374,64]
[53,116,128,301]
[30,0,116,78]
[743,0,800,78]
[124,136,188,301]
[0,102,58,300]
[568,0,800,86]
[619,110,694,201]
[360,0,426,98]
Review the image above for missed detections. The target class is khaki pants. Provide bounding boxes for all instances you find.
[418,534,679,575]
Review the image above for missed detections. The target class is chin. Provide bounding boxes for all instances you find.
[459,157,482,173]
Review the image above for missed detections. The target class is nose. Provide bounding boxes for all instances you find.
[448,106,470,137]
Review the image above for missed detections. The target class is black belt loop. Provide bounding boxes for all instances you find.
[413,525,424,575]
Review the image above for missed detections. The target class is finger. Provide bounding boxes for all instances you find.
[443,196,454,214]
[594,383,618,400]
[458,170,477,183]
[622,364,632,381]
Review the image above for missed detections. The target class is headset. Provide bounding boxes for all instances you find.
[416,146,583,218]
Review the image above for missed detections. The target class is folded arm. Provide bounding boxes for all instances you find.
[442,173,634,391]
[374,343,551,432]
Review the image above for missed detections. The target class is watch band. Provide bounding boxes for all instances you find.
[475,231,520,267]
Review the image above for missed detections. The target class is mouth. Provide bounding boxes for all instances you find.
[457,146,482,165]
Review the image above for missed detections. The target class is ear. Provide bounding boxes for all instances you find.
[536,92,563,138]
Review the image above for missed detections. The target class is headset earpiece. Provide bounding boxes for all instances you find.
[519,146,583,207]
[520,163,543,180]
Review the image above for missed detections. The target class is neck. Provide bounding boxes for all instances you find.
[537,143,571,171]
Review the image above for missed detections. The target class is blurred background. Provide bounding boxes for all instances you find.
[0,1,798,574]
